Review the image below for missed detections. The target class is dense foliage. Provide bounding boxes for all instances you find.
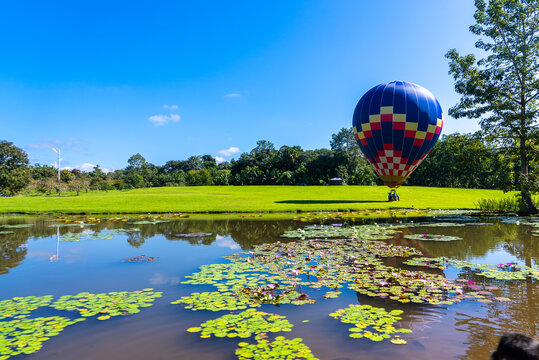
[446,0,539,212]
[0,128,528,195]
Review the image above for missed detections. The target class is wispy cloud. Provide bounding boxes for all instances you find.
[27,139,86,152]
[215,156,226,164]
[224,93,241,98]
[148,114,181,126]
[217,147,240,157]
[163,104,179,110]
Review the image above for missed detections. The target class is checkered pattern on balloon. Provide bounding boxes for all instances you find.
[353,81,443,188]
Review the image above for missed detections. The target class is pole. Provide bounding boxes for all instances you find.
[57,149,61,184]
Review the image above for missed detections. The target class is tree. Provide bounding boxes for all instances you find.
[446,0,539,213]
[0,141,30,194]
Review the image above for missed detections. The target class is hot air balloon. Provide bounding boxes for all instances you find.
[352,81,443,190]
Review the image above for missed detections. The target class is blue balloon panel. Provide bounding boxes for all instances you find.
[352,81,443,188]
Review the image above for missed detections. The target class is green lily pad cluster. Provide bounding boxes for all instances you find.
[403,234,462,242]
[51,289,163,319]
[0,295,54,320]
[0,231,14,235]
[60,228,141,242]
[236,337,319,360]
[281,225,401,240]
[187,308,293,339]
[404,257,539,281]
[171,291,260,311]
[0,316,85,359]
[0,224,33,229]
[293,209,430,222]
[329,304,411,343]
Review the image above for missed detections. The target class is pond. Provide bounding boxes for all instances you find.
[0,214,537,360]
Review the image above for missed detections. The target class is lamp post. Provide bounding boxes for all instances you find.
[52,148,60,184]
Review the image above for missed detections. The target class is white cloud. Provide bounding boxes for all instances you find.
[217,147,240,157]
[59,163,113,173]
[215,156,226,164]
[148,113,181,126]
[224,93,241,98]
[163,104,179,110]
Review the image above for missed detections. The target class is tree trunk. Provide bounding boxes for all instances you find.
[518,129,538,215]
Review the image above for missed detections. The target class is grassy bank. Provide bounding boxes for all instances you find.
[0,185,518,214]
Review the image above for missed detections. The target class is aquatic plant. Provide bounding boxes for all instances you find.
[404,257,539,281]
[236,337,319,359]
[403,234,462,242]
[281,225,401,240]
[0,224,33,229]
[60,228,141,242]
[0,316,84,359]
[123,255,158,262]
[0,295,54,320]
[51,289,162,318]
[171,291,260,311]
[187,309,293,339]
[176,233,212,237]
[0,231,14,235]
[329,304,411,343]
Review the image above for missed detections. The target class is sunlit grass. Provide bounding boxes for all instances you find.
[0,185,517,214]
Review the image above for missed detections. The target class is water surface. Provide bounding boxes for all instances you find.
[0,215,537,360]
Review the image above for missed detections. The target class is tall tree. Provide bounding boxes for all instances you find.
[446,0,538,213]
[0,141,30,194]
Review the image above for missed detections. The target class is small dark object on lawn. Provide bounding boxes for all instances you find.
[491,333,539,360]
[123,255,159,262]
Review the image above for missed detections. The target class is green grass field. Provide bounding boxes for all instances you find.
[0,186,518,214]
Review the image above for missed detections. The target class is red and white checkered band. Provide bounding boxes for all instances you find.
[366,144,419,178]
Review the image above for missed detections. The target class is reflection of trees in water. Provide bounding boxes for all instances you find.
[406,223,538,264]
[0,234,27,275]
[455,268,538,359]
[0,218,300,273]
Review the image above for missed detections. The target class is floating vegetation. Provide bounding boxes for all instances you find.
[187,309,293,339]
[404,257,539,281]
[0,316,85,359]
[293,209,430,222]
[60,228,141,242]
[51,289,162,318]
[329,304,411,343]
[48,223,96,228]
[403,234,462,242]
[0,295,54,320]
[0,224,33,229]
[400,222,466,228]
[129,220,170,225]
[176,232,212,238]
[0,231,14,235]
[236,337,319,359]
[123,255,159,262]
[281,225,401,240]
[171,291,260,312]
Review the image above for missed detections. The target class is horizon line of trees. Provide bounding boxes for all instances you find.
[0,128,523,195]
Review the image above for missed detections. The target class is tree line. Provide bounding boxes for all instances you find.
[0,128,521,195]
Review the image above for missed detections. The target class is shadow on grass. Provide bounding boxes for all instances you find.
[275,200,388,204]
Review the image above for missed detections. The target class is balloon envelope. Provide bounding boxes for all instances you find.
[352,81,443,188]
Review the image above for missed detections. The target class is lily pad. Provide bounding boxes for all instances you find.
[236,336,319,359]
[0,316,84,358]
[329,304,412,343]
[51,289,162,318]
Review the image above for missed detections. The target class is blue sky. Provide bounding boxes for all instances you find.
[1,1,481,171]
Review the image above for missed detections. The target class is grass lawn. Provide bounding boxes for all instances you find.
[0,186,518,214]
